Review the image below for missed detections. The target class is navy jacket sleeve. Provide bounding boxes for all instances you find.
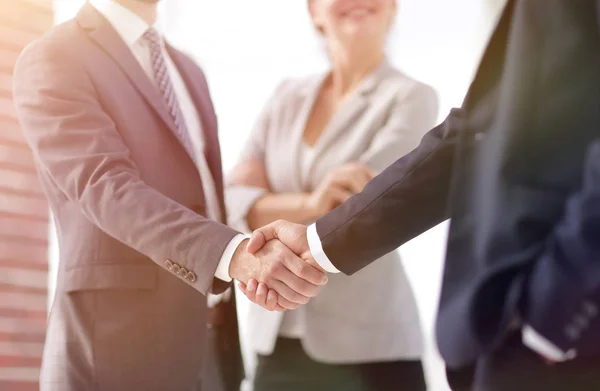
[525,140,600,357]
[314,109,464,275]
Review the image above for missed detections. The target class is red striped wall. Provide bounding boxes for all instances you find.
[0,1,53,390]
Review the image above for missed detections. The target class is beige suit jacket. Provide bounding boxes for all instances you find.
[13,4,240,390]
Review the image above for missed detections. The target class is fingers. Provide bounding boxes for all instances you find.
[266,288,279,310]
[328,186,353,206]
[256,283,279,311]
[238,280,280,311]
[255,281,268,306]
[328,174,365,195]
[342,163,374,193]
[256,242,326,303]
[247,220,287,254]
[305,255,326,273]
[240,281,293,311]
[356,163,375,180]
[267,277,310,305]
[244,232,326,310]
[280,252,328,287]
[260,241,327,291]
[250,221,309,258]
[345,172,369,194]
[238,279,257,302]
[247,229,268,254]
[268,280,302,310]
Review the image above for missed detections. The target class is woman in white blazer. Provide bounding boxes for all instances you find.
[226,0,438,390]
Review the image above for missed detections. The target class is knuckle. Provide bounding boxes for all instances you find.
[297,263,309,278]
[288,291,300,303]
[264,264,277,278]
[273,253,285,267]
[291,291,308,304]
[270,262,281,274]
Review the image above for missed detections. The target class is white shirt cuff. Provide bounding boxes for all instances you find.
[522,325,577,362]
[307,223,340,273]
[215,234,248,282]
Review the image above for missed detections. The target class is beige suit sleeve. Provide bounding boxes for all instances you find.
[13,40,238,295]
[360,83,439,173]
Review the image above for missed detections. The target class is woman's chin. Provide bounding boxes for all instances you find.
[339,22,384,38]
[340,29,383,46]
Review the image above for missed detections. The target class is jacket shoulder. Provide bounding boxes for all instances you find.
[384,67,438,103]
[17,19,86,69]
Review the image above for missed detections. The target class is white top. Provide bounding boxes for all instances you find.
[89,0,243,282]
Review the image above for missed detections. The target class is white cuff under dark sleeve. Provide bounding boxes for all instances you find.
[307,223,340,274]
[522,325,577,362]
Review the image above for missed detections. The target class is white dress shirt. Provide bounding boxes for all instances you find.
[90,0,245,283]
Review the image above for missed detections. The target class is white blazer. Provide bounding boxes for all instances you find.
[227,60,439,363]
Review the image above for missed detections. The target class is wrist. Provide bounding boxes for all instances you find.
[228,238,250,281]
[301,193,321,221]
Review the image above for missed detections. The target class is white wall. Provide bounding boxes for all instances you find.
[51,1,504,390]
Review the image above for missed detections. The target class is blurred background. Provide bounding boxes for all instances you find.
[1,0,505,390]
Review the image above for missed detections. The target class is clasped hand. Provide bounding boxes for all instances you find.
[229,220,321,311]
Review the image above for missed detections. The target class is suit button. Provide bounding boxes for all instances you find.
[583,301,598,318]
[565,324,581,341]
[179,267,189,278]
[186,271,197,283]
[172,264,181,274]
[165,259,174,271]
[565,349,578,360]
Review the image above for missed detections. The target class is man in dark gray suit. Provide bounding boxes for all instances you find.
[12,0,326,390]
[243,1,600,390]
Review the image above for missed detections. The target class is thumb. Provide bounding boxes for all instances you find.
[247,223,280,254]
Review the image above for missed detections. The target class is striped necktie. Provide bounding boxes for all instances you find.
[142,28,196,163]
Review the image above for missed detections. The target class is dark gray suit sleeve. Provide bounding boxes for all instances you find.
[315,109,464,275]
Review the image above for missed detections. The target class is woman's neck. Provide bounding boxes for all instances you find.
[328,46,385,99]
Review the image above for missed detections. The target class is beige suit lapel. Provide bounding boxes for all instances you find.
[300,60,392,190]
[76,4,179,137]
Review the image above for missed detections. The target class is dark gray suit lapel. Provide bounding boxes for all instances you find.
[76,3,178,137]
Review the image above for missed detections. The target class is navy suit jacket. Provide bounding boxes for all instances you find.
[314,0,600,370]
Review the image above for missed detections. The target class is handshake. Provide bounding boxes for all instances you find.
[228,220,326,312]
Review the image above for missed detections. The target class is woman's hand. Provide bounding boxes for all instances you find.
[305,162,374,217]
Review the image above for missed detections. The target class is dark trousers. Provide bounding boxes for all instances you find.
[253,338,426,391]
[472,333,600,391]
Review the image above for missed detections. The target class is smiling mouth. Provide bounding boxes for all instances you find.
[341,8,375,18]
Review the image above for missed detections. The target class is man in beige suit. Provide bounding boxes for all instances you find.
[12,0,327,390]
